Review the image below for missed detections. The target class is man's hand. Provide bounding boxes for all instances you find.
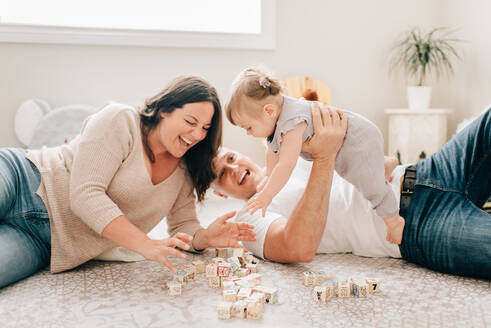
[302,102,348,161]
[193,211,256,250]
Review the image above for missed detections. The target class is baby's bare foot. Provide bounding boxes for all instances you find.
[384,215,405,245]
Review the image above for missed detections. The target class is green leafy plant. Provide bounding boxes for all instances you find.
[390,27,462,86]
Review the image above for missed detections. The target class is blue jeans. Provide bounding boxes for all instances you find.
[400,108,491,279]
[0,148,51,288]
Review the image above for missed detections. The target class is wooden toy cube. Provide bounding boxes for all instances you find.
[246,301,263,320]
[366,278,381,294]
[353,282,369,298]
[337,281,350,298]
[217,301,232,320]
[246,263,258,273]
[237,268,249,277]
[303,271,315,287]
[206,263,218,278]
[208,276,221,288]
[173,271,187,284]
[167,281,182,296]
[313,286,327,303]
[221,280,235,290]
[223,289,238,302]
[254,286,278,304]
[231,300,248,318]
[218,262,231,277]
[322,281,335,300]
[250,292,266,304]
[244,252,255,263]
[313,271,326,286]
[183,264,196,282]
[192,260,206,274]
[237,287,252,300]
[212,257,225,264]
[216,248,229,258]
[232,248,244,257]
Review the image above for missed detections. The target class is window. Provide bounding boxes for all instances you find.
[0,0,275,49]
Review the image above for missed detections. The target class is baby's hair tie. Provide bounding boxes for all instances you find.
[259,77,271,88]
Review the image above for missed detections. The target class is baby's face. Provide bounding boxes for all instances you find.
[233,111,276,138]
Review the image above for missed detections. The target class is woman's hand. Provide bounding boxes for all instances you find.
[138,232,193,271]
[302,102,348,161]
[193,211,256,250]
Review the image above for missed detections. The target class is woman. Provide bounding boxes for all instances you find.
[0,76,256,288]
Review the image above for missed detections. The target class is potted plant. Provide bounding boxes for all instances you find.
[390,27,461,110]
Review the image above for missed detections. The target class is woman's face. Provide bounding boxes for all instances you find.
[157,101,214,158]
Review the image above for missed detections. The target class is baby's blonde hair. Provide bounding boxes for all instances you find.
[226,67,283,125]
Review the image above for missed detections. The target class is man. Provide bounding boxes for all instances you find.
[213,104,491,279]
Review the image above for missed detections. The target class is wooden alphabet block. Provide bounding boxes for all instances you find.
[218,262,231,277]
[205,263,218,278]
[337,281,350,298]
[208,276,221,288]
[246,263,258,273]
[313,286,327,303]
[246,301,263,320]
[216,248,229,258]
[303,271,315,287]
[223,289,238,302]
[217,301,232,320]
[173,271,186,284]
[167,281,182,296]
[221,280,235,290]
[237,287,252,300]
[250,292,266,304]
[232,248,244,257]
[353,281,369,298]
[183,264,196,282]
[253,286,278,304]
[366,278,381,294]
[313,271,326,286]
[231,300,248,318]
[321,281,335,300]
[192,260,205,274]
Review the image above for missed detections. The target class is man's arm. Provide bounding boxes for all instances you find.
[262,104,347,263]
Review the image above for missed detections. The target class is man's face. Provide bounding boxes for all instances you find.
[213,150,265,200]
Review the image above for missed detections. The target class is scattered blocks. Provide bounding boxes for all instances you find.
[205,263,218,278]
[218,262,231,277]
[173,271,187,284]
[313,271,326,286]
[216,248,229,258]
[237,287,252,300]
[253,286,278,304]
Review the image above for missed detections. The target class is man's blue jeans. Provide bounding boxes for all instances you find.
[0,148,51,289]
[400,108,491,279]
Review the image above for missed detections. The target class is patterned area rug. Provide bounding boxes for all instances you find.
[1,251,489,328]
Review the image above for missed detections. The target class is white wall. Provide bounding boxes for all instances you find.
[0,0,488,165]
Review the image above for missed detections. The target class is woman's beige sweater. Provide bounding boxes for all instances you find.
[27,103,203,273]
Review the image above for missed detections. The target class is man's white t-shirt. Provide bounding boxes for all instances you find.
[236,158,406,260]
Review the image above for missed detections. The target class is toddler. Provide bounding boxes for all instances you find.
[225,68,405,244]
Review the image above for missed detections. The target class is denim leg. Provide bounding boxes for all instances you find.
[401,186,491,279]
[417,107,491,207]
[0,148,51,289]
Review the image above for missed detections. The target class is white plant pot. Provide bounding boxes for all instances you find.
[407,86,432,110]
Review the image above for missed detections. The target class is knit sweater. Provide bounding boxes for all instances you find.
[27,103,203,273]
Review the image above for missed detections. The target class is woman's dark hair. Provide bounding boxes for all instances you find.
[140,76,222,202]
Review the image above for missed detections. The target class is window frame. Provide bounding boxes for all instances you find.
[0,0,275,49]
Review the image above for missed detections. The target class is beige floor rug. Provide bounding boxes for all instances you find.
[1,250,489,328]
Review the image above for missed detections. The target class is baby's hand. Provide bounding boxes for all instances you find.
[246,191,273,217]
